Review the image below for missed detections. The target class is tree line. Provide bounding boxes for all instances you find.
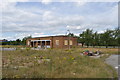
[1,27,119,48]
[0,36,32,45]
[68,27,119,48]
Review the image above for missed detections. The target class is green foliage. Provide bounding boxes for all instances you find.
[22,35,32,45]
[78,27,119,48]
[79,29,93,47]
[1,36,32,45]
[68,33,75,37]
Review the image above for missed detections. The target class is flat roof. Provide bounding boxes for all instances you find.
[31,40,51,41]
[28,35,77,39]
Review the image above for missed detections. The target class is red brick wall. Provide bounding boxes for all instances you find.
[52,36,63,48]
[62,36,77,48]
[26,36,77,48]
[52,36,77,49]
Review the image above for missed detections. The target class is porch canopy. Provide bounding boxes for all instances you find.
[30,40,51,48]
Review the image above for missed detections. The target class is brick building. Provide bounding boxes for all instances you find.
[26,35,77,49]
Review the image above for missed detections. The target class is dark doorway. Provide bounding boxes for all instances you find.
[41,41,45,48]
[31,42,33,47]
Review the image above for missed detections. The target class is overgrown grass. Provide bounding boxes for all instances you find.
[1,45,118,54]
[1,45,25,48]
[74,47,118,54]
[2,48,118,78]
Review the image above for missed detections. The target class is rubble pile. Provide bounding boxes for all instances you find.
[80,50,102,58]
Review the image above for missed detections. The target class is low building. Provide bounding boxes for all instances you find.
[0,39,8,42]
[26,35,77,49]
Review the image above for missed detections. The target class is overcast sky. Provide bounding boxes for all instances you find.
[1,0,118,40]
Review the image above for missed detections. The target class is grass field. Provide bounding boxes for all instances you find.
[2,47,118,78]
[0,45,25,48]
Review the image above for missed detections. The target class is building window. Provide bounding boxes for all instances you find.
[56,40,59,45]
[64,40,68,45]
[46,41,50,45]
[38,41,41,45]
[69,40,72,45]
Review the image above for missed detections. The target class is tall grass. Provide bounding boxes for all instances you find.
[1,45,25,48]
[2,48,118,78]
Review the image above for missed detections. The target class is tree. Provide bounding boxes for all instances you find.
[22,35,32,45]
[79,29,93,47]
[84,29,93,47]
[112,27,120,46]
[79,32,85,47]
[68,33,75,37]
[92,31,100,47]
[16,39,21,45]
[101,29,114,48]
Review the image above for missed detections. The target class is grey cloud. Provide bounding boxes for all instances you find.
[2,2,118,40]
